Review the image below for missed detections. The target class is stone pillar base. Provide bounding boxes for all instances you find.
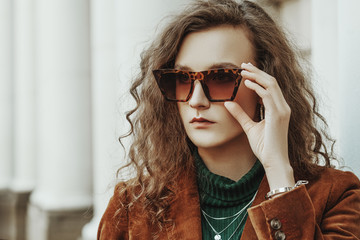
[0,190,12,240]
[9,191,31,240]
[26,203,93,240]
[0,190,29,240]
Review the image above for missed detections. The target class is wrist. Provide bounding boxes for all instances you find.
[264,163,295,191]
[266,180,309,199]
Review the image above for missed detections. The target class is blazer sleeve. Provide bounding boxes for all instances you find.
[247,171,360,240]
[97,183,129,240]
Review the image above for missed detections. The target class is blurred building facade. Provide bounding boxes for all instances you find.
[0,0,359,239]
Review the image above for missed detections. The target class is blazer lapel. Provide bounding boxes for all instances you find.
[241,176,269,240]
[165,170,202,240]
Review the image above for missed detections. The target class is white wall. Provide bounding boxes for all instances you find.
[312,0,360,177]
[277,0,360,177]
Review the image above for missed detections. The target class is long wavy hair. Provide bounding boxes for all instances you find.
[118,0,336,230]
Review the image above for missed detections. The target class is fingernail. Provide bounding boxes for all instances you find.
[242,62,252,67]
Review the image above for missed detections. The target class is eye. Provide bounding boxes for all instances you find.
[208,72,234,83]
[175,73,191,84]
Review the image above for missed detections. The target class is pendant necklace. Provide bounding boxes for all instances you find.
[201,191,257,240]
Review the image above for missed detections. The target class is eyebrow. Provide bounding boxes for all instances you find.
[174,62,241,71]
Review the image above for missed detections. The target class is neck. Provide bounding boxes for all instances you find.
[197,134,256,182]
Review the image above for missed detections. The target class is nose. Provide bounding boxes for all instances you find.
[188,80,210,109]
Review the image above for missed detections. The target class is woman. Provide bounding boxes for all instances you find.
[98,0,360,239]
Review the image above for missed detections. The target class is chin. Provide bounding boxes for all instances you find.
[189,133,240,149]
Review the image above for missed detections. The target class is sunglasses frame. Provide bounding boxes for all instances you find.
[152,68,243,102]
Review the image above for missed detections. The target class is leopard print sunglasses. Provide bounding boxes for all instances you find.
[152,68,242,102]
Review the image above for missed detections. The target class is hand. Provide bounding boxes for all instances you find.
[224,62,295,189]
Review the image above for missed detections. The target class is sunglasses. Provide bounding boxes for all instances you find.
[152,68,243,102]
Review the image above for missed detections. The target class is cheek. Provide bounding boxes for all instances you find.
[177,103,188,124]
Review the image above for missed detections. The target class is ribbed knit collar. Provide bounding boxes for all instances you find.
[194,149,264,207]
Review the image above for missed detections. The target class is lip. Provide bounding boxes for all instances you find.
[190,117,215,123]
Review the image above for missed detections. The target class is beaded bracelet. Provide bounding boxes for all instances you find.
[265,180,309,199]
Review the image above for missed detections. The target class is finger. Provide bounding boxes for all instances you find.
[244,79,291,122]
[241,70,268,89]
[241,62,258,71]
[241,67,289,112]
[243,79,279,112]
[241,62,268,77]
[241,68,280,93]
[241,62,269,80]
[224,101,255,134]
[244,79,266,97]
[241,63,283,94]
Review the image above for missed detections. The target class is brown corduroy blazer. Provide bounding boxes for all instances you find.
[98,167,360,240]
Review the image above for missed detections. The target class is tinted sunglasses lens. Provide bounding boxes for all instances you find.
[157,71,191,101]
[205,70,239,100]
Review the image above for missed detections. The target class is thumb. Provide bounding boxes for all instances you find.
[224,101,254,134]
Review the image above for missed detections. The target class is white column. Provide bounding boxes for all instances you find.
[11,0,36,193]
[0,1,13,239]
[0,0,13,190]
[337,0,360,177]
[312,0,360,177]
[82,1,190,239]
[27,0,92,239]
[81,0,119,238]
[311,0,339,155]
[7,1,36,239]
[30,0,92,211]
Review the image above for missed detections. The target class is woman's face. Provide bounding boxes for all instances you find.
[175,25,258,149]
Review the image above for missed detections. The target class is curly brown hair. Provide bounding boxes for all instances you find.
[117,0,336,231]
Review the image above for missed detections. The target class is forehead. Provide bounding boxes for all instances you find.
[175,25,254,71]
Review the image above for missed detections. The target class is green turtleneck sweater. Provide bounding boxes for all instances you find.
[194,150,264,240]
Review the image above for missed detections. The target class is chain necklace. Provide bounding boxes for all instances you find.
[201,191,257,240]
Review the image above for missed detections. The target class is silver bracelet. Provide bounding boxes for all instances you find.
[265,180,309,199]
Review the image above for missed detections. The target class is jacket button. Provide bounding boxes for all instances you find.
[275,230,286,240]
[270,218,282,230]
